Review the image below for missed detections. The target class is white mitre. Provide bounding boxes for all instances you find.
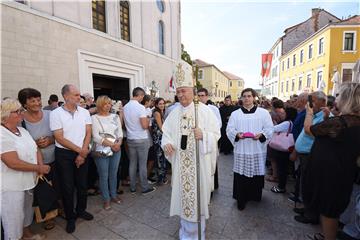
[174,60,194,89]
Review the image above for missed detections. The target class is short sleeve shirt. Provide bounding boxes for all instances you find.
[24,110,55,164]
[123,100,148,140]
[50,106,92,149]
[295,111,325,154]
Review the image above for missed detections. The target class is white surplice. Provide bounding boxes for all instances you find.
[226,107,274,177]
[161,102,220,222]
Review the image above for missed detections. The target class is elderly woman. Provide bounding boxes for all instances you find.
[303,83,360,240]
[92,96,123,210]
[18,88,57,231]
[1,98,50,240]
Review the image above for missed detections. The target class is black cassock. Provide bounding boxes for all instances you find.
[219,105,239,154]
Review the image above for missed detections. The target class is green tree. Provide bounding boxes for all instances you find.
[181,44,192,65]
[181,44,203,89]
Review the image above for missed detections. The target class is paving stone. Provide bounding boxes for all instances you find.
[206,230,231,240]
[31,224,77,240]
[99,211,175,239]
[27,152,320,239]
[73,221,123,240]
[206,216,228,235]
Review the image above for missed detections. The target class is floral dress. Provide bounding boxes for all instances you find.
[151,110,167,183]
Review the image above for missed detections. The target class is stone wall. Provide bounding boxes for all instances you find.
[1,2,180,102]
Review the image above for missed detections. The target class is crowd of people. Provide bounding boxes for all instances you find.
[1,80,359,240]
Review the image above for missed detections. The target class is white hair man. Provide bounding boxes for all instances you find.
[161,60,220,239]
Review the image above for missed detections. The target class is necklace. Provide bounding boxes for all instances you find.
[1,124,22,137]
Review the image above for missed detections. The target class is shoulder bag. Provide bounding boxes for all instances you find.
[269,121,295,152]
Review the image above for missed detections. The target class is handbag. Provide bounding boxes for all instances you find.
[92,116,117,157]
[33,175,58,223]
[269,121,294,152]
[34,207,58,223]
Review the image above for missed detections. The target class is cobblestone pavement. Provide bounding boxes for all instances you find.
[33,153,320,239]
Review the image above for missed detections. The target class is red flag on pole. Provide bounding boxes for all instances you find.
[261,53,273,78]
[168,74,175,92]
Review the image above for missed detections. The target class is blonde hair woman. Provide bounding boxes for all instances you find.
[1,98,50,240]
[303,83,360,240]
[92,96,123,210]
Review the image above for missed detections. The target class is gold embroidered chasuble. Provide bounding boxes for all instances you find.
[161,102,221,222]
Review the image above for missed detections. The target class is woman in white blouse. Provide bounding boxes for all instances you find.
[92,96,123,210]
[1,98,50,240]
[270,107,298,194]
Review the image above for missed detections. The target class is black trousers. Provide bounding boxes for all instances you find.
[55,147,88,220]
[86,155,98,189]
[294,166,301,200]
[118,140,129,185]
[274,150,290,189]
[214,163,219,190]
[299,153,319,221]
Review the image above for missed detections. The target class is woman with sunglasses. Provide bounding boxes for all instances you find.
[1,98,50,240]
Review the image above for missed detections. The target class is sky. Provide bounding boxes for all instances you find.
[181,0,359,89]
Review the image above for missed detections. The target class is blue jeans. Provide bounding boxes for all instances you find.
[95,151,121,201]
[127,139,150,192]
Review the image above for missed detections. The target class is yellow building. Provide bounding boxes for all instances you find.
[223,71,245,100]
[278,16,360,99]
[194,59,230,102]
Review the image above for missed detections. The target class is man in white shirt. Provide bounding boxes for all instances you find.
[197,88,222,129]
[123,87,156,195]
[50,84,93,233]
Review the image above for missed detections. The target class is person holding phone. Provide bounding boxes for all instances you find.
[302,83,360,240]
[293,91,328,225]
[226,88,274,211]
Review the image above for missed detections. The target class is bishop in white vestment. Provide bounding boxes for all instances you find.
[161,60,220,240]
